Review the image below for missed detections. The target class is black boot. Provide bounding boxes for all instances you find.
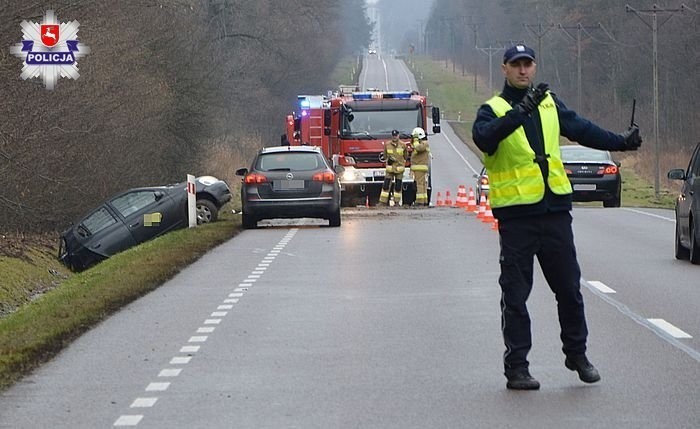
[505,369,540,390]
[565,354,601,383]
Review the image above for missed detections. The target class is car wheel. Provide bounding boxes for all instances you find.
[690,217,700,265]
[242,212,257,229]
[57,237,72,269]
[196,199,218,224]
[675,217,690,260]
[328,208,341,227]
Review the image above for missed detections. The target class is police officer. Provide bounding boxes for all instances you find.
[472,44,642,390]
[378,129,407,206]
[409,127,430,206]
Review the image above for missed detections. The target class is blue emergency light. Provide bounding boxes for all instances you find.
[299,97,311,109]
[352,92,373,100]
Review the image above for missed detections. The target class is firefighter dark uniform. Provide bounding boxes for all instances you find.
[379,130,407,206]
[409,127,430,206]
[472,44,641,390]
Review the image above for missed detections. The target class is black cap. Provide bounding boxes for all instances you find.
[503,44,535,64]
[391,129,400,136]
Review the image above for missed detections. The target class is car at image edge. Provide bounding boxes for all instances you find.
[667,141,700,264]
[58,176,231,271]
[236,145,341,229]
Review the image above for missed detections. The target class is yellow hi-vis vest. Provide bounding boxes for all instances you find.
[483,93,572,208]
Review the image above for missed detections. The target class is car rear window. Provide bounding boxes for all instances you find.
[256,152,322,171]
[561,147,610,162]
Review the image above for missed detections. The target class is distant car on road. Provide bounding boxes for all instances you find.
[667,141,700,264]
[58,176,231,271]
[368,48,377,55]
[236,146,341,229]
[473,166,489,202]
[560,145,622,208]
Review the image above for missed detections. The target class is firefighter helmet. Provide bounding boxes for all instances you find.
[412,127,426,139]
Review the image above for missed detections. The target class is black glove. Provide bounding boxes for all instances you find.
[388,155,396,165]
[514,83,549,116]
[620,124,642,150]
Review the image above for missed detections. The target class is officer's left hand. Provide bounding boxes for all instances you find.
[620,124,642,150]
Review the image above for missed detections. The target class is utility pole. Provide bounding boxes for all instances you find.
[626,3,695,198]
[476,45,505,94]
[464,22,480,93]
[523,23,555,72]
[558,23,600,113]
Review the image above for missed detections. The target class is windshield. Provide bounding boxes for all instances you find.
[341,109,423,139]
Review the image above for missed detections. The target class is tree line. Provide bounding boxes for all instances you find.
[0,0,371,235]
[415,0,699,151]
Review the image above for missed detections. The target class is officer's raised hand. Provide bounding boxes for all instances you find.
[620,124,642,150]
[515,83,549,116]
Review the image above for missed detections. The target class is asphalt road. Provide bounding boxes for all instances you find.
[1,55,698,429]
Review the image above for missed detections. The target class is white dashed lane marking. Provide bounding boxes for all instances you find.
[587,280,616,294]
[648,319,693,339]
[114,228,299,426]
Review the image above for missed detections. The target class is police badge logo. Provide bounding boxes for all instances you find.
[10,10,90,90]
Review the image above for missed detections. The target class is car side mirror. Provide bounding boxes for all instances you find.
[615,160,621,167]
[235,168,248,176]
[334,165,345,174]
[667,168,686,181]
[154,191,164,201]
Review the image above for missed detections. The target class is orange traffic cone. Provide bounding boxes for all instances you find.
[365,195,370,208]
[436,191,444,206]
[476,194,487,219]
[491,218,499,231]
[444,190,453,207]
[455,185,468,208]
[466,187,477,212]
[482,199,494,223]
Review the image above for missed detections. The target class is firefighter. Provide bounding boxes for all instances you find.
[409,127,430,206]
[472,44,642,390]
[378,129,407,206]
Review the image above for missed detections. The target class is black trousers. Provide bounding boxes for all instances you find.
[497,211,588,374]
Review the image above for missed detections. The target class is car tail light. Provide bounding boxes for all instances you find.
[602,165,618,175]
[313,171,336,184]
[565,168,573,175]
[245,173,267,184]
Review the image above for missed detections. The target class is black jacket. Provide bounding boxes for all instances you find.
[472,81,626,221]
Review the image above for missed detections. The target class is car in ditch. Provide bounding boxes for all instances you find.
[667,141,700,264]
[235,145,341,229]
[560,145,622,208]
[58,176,231,271]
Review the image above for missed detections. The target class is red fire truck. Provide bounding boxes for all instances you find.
[283,88,441,206]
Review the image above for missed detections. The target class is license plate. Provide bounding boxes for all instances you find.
[573,184,596,191]
[274,180,304,190]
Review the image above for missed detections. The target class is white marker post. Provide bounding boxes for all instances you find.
[187,174,197,228]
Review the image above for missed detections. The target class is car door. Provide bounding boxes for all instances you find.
[682,143,700,241]
[77,205,136,260]
[108,189,180,246]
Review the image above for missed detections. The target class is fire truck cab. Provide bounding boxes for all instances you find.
[285,89,440,207]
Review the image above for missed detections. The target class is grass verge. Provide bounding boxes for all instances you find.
[0,209,240,390]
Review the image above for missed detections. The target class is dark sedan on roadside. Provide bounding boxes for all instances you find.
[667,142,700,264]
[560,145,622,208]
[58,176,231,271]
[235,145,341,229]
